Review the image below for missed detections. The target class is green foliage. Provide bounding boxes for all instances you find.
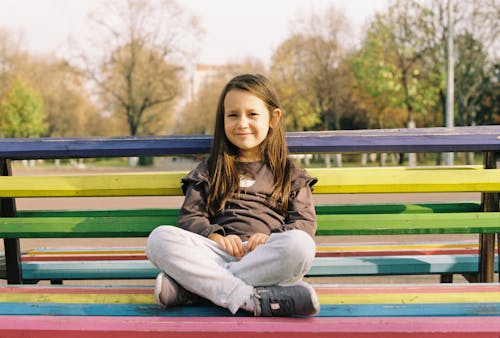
[0,78,46,137]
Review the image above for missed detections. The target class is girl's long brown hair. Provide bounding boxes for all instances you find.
[206,73,291,216]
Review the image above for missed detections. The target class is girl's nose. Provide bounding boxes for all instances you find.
[237,116,249,128]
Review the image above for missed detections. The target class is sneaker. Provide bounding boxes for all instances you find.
[154,272,202,308]
[255,281,320,317]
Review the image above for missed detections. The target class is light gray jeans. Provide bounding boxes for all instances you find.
[146,226,316,314]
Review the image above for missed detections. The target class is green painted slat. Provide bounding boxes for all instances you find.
[314,202,482,215]
[15,202,482,219]
[316,212,500,235]
[0,212,498,238]
[16,209,179,218]
[0,216,173,238]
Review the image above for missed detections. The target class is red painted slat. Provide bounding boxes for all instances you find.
[22,254,147,262]
[315,248,478,257]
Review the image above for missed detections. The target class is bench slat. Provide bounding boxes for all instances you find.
[1,168,499,197]
[1,126,499,159]
[1,212,498,238]
[2,302,500,318]
[18,254,499,280]
[15,202,483,218]
[2,316,499,337]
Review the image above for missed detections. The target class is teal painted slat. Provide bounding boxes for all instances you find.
[21,255,499,281]
[309,255,499,276]
[1,302,499,317]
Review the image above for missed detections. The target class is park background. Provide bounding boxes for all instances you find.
[0,0,499,285]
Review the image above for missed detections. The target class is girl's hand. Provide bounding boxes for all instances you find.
[208,233,245,260]
[245,233,269,253]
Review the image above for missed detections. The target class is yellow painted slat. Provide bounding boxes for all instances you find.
[0,293,153,304]
[319,292,500,304]
[2,291,499,305]
[0,172,185,197]
[307,168,500,194]
[0,168,499,197]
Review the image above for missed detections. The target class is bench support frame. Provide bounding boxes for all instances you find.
[479,151,499,282]
[1,159,22,284]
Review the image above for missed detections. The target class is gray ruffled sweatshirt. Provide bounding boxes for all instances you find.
[178,161,317,241]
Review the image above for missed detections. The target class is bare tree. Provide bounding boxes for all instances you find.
[78,0,202,136]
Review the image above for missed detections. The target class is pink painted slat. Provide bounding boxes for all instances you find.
[0,316,499,338]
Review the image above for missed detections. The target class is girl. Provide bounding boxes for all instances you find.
[146,73,319,317]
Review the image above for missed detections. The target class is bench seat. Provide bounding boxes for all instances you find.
[1,203,497,282]
[2,240,496,281]
[1,284,499,337]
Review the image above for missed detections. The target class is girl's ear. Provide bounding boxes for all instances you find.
[269,109,282,129]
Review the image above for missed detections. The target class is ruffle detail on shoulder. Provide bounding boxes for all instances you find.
[290,166,318,195]
[181,161,210,195]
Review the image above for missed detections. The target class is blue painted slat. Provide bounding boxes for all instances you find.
[1,302,499,317]
[21,255,499,281]
[0,126,498,159]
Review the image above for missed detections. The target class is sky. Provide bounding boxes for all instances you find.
[0,0,388,66]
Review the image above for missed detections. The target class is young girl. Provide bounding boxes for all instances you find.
[146,73,319,317]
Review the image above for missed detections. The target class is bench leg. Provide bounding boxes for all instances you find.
[1,159,23,284]
[462,273,479,283]
[440,274,453,283]
[479,151,499,283]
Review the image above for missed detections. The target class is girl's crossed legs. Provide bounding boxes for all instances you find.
[146,226,316,314]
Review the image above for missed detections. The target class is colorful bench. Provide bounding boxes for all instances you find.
[1,126,499,336]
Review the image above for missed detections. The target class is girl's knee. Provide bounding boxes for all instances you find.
[273,230,316,264]
[146,225,180,258]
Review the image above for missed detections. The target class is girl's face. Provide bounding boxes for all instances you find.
[223,89,280,162]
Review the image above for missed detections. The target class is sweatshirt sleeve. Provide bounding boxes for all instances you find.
[177,162,225,237]
[273,168,318,238]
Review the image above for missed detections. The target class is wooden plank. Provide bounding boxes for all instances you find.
[1,168,498,197]
[1,126,499,159]
[1,212,499,238]
[309,168,500,194]
[315,212,500,235]
[3,289,499,305]
[15,202,483,218]
[0,316,499,337]
[18,254,498,280]
[2,302,500,318]
[0,172,185,197]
